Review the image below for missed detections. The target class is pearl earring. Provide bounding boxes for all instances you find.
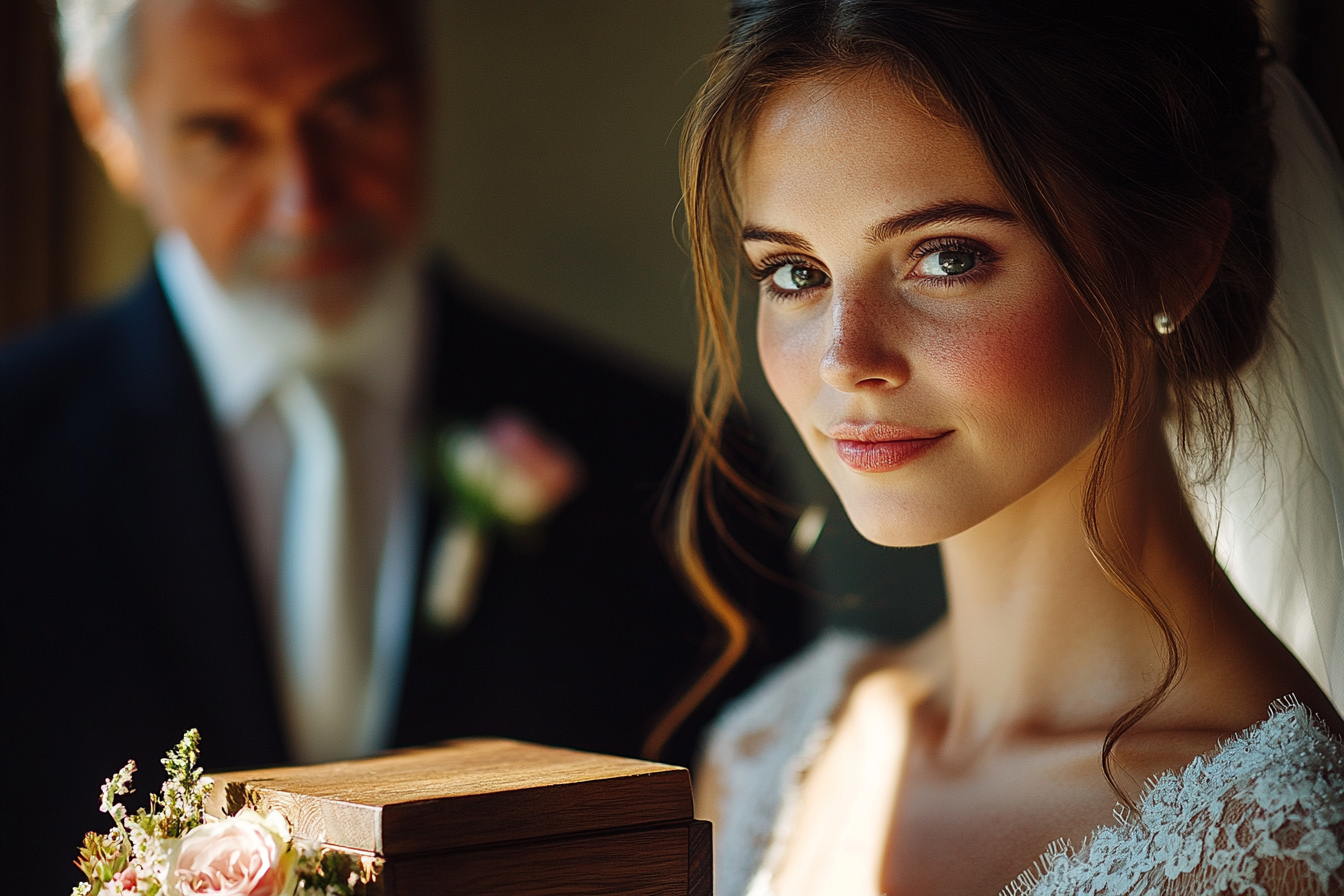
[1153,311,1176,336]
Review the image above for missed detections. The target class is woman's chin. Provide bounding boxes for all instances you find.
[836,496,957,549]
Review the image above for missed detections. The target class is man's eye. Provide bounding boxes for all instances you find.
[770,263,829,292]
[210,122,247,148]
[332,91,383,124]
[180,117,249,151]
[914,248,981,277]
[324,80,405,130]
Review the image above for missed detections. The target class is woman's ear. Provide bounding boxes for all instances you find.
[1170,198,1233,324]
[65,75,146,205]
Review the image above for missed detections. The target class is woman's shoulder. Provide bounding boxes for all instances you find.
[701,626,947,896]
[1011,698,1344,896]
[703,630,878,783]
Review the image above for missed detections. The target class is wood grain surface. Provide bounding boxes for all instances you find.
[385,825,690,895]
[205,738,694,856]
[687,819,712,896]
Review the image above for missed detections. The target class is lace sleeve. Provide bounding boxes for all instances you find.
[1009,700,1344,896]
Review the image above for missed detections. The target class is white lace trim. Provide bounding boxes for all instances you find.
[706,638,1344,896]
[1005,698,1344,896]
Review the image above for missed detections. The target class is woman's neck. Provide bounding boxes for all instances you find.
[933,410,1227,758]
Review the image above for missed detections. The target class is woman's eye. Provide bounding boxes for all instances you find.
[915,249,980,277]
[770,263,829,292]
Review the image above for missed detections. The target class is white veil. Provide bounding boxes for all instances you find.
[1187,63,1344,712]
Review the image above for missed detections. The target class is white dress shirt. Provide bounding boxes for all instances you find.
[156,231,424,758]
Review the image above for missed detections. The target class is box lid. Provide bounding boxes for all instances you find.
[204,739,693,857]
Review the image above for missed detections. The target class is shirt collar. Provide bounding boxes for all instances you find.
[156,231,423,428]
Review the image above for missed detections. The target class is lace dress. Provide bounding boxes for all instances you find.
[704,631,1344,896]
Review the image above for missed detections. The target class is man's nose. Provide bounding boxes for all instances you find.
[818,287,910,392]
[265,127,340,237]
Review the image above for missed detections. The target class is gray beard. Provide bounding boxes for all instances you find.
[220,249,419,377]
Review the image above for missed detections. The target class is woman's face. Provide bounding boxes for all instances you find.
[741,72,1114,546]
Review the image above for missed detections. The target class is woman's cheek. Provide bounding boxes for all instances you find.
[931,312,1052,402]
[929,295,1111,466]
[758,302,823,424]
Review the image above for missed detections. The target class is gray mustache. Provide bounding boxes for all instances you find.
[232,217,391,281]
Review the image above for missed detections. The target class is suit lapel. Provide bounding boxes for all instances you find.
[394,265,498,737]
[115,274,288,766]
[408,261,493,611]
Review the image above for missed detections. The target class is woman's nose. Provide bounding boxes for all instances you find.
[819,290,910,392]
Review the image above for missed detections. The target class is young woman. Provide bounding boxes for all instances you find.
[671,1,1344,893]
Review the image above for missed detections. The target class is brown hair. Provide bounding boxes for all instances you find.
[670,0,1277,796]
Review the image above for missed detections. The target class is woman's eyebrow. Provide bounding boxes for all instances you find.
[741,201,1017,251]
[741,226,813,251]
[865,201,1018,243]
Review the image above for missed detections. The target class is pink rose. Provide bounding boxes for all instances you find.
[108,866,140,892]
[483,411,583,523]
[165,810,296,896]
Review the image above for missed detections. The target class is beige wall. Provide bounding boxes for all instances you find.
[63,132,156,304]
[424,1,727,386]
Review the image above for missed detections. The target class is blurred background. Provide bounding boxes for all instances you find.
[2,0,1339,638]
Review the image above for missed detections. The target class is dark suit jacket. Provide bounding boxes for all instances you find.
[1,262,805,891]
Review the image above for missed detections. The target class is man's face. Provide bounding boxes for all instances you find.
[127,0,423,326]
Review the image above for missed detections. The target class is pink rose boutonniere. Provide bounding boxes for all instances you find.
[425,410,584,629]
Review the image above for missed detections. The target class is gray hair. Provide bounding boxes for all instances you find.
[55,0,276,118]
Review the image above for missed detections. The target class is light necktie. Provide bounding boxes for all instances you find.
[273,374,370,763]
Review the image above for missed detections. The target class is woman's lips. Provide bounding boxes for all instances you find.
[826,424,950,473]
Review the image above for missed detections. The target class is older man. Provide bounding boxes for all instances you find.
[1,0,802,888]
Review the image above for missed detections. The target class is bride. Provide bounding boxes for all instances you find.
[669,0,1344,893]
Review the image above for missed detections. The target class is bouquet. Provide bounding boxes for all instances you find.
[71,731,378,896]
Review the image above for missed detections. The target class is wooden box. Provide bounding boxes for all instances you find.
[205,739,711,896]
